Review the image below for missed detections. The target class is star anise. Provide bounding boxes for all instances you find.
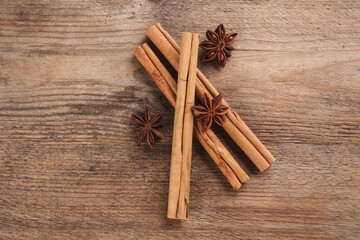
[192,93,229,131]
[200,24,237,68]
[130,106,163,149]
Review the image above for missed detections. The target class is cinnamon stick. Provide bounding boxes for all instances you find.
[201,121,249,183]
[193,125,242,189]
[177,33,199,219]
[133,43,176,108]
[142,43,249,185]
[155,23,274,164]
[146,23,276,171]
[167,32,193,219]
[134,45,248,190]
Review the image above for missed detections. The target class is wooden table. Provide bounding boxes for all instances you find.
[1,1,359,239]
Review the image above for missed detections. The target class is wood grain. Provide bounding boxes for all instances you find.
[0,0,359,239]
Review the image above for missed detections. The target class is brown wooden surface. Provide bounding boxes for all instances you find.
[0,1,359,239]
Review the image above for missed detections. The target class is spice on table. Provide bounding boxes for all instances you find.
[134,43,249,189]
[130,106,163,149]
[167,32,199,219]
[146,23,275,171]
[133,43,249,190]
[192,93,229,131]
[200,24,237,68]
